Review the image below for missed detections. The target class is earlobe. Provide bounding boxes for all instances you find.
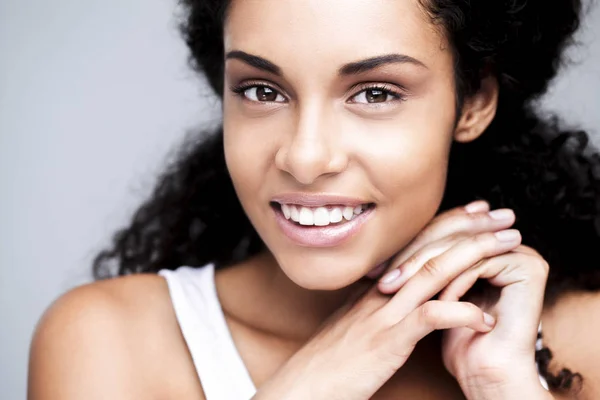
[453,75,499,143]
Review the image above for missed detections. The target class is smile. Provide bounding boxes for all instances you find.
[271,201,376,247]
[279,203,371,226]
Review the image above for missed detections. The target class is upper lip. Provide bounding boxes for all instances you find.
[271,193,371,207]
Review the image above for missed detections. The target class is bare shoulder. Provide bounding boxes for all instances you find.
[542,290,600,399]
[28,273,204,400]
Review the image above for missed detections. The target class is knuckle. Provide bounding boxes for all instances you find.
[443,214,472,233]
[473,231,494,244]
[421,257,443,277]
[445,212,481,232]
[444,233,466,247]
[470,232,496,253]
[403,253,421,270]
[529,256,550,279]
[517,244,542,257]
[462,301,481,316]
[429,208,471,231]
[463,213,491,233]
[372,308,399,329]
[419,209,490,245]
[465,211,488,223]
[419,301,441,325]
[540,259,550,274]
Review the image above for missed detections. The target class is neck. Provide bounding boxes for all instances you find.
[216,250,369,343]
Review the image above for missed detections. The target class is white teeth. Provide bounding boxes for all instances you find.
[343,206,354,221]
[282,204,291,220]
[313,207,330,226]
[329,208,343,223]
[290,206,300,222]
[280,203,369,226]
[299,207,314,226]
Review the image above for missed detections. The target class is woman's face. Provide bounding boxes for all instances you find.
[223,0,463,290]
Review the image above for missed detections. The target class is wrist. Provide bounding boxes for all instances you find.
[464,382,552,400]
[459,367,552,400]
[252,351,331,400]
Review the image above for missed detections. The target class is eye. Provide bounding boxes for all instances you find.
[349,84,406,105]
[231,83,287,103]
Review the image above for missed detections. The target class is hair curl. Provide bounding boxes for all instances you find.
[93,0,599,392]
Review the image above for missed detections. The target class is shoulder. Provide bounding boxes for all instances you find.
[28,273,204,400]
[542,290,600,399]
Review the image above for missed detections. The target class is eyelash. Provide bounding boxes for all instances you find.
[229,81,407,105]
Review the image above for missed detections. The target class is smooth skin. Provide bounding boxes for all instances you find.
[253,202,549,400]
[28,204,600,399]
[29,0,600,399]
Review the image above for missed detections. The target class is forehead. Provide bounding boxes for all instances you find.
[223,0,451,75]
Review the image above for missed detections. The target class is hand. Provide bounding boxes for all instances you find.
[377,208,550,399]
[439,244,550,399]
[254,201,521,400]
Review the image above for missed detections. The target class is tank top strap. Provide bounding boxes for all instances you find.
[159,265,257,400]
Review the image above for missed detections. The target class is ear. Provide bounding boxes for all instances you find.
[453,75,499,143]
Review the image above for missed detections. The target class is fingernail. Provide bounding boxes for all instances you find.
[380,269,401,284]
[484,312,496,327]
[495,229,520,242]
[488,209,514,220]
[465,200,489,213]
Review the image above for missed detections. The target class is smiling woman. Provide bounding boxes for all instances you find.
[28,0,600,399]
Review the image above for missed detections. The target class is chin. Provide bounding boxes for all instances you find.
[273,251,372,290]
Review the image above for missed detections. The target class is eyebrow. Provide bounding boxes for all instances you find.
[225,51,427,77]
[226,50,282,75]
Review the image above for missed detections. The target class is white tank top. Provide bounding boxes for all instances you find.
[159,265,257,399]
[159,264,549,399]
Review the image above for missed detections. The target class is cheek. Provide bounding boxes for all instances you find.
[348,74,456,196]
[378,141,450,245]
[351,103,454,206]
[377,132,451,203]
[347,97,456,254]
[223,104,276,206]
[388,87,454,198]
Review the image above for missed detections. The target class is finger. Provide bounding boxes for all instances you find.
[384,230,522,317]
[439,250,549,303]
[386,301,495,351]
[378,210,516,294]
[385,202,491,269]
[463,200,491,214]
[378,239,455,294]
[437,267,481,302]
[333,281,386,322]
[439,250,548,344]
[320,281,377,329]
[383,208,516,279]
[511,244,542,257]
[343,280,374,308]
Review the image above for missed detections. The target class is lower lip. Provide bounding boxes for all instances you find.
[273,206,375,248]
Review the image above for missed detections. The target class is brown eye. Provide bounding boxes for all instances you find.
[365,89,388,103]
[351,86,401,105]
[243,86,286,103]
[256,86,276,101]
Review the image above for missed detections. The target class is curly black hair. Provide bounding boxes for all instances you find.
[93,0,599,392]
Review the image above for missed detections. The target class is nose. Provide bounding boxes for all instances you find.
[275,104,348,185]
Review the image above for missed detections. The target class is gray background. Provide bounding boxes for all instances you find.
[0,0,598,399]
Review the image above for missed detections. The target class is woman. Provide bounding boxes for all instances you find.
[28,0,600,399]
